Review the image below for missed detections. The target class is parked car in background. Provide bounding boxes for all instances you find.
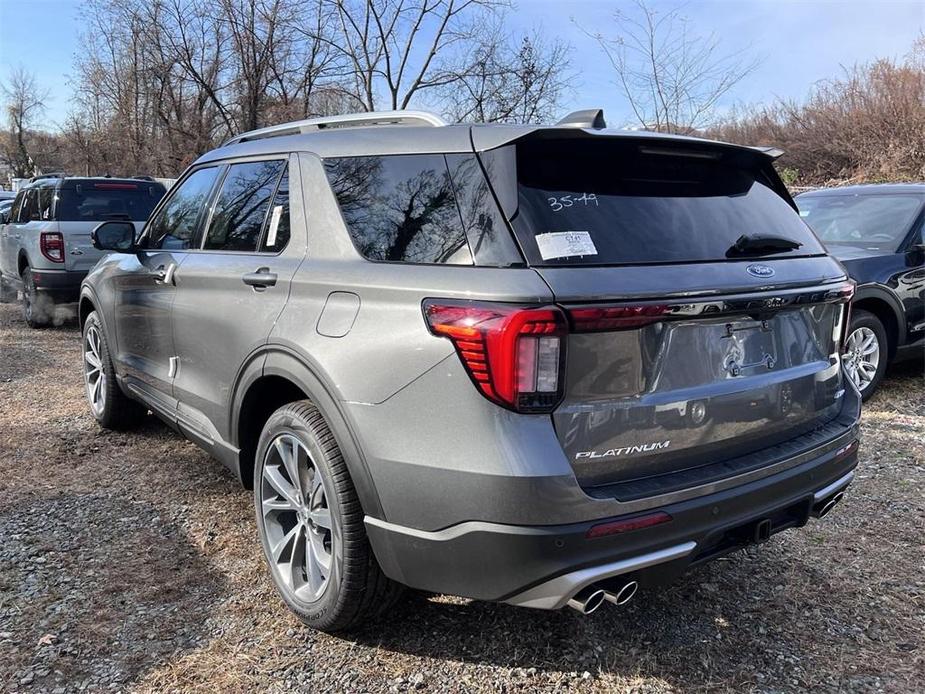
[0,175,166,326]
[797,184,924,399]
[79,110,860,632]
[0,199,13,218]
[0,190,16,202]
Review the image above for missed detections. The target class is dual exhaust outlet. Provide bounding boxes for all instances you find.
[566,578,639,615]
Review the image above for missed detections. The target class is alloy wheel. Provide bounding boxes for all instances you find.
[843,326,880,392]
[83,325,107,415]
[260,433,336,602]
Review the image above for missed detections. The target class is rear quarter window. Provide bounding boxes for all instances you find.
[492,138,825,266]
[324,154,473,265]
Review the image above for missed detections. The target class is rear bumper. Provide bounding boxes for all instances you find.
[29,268,86,302]
[365,427,860,607]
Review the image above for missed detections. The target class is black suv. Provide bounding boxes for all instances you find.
[797,184,924,398]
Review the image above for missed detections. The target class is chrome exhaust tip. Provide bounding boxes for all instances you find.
[815,491,844,519]
[603,579,638,606]
[566,585,606,615]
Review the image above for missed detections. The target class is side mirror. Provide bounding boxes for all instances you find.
[0,211,9,225]
[92,220,136,252]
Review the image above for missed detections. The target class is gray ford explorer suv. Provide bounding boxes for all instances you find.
[78,110,861,632]
[0,175,166,326]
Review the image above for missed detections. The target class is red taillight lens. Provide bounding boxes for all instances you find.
[586,511,672,539]
[423,300,567,412]
[567,304,669,332]
[40,232,65,263]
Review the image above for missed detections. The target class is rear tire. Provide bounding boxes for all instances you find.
[21,266,54,328]
[254,400,402,632]
[843,309,888,401]
[82,311,147,429]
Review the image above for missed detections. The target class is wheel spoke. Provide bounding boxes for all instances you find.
[262,496,295,517]
[264,465,301,509]
[85,350,101,370]
[275,437,303,498]
[271,523,300,565]
[309,529,332,574]
[860,333,877,354]
[91,374,102,404]
[290,523,308,589]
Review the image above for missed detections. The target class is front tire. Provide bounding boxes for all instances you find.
[843,309,888,401]
[82,311,146,429]
[254,401,402,632]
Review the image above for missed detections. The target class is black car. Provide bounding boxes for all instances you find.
[797,184,925,398]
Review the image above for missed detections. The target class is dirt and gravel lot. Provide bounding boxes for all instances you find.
[0,301,923,693]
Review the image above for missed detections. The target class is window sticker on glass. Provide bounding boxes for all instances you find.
[535,231,597,260]
[267,204,283,247]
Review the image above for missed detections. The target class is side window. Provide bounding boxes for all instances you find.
[19,189,38,222]
[38,187,55,220]
[147,167,220,250]
[204,160,284,252]
[9,191,25,223]
[260,165,290,253]
[324,154,473,264]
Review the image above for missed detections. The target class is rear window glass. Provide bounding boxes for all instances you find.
[325,154,472,265]
[796,194,923,251]
[56,181,165,222]
[500,139,824,266]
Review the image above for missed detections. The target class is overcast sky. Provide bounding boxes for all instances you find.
[1,0,922,128]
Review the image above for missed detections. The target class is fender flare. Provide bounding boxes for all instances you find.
[232,345,385,520]
[853,283,906,347]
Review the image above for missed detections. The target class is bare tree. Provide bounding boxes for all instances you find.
[581,0,758,134]
[1,67,51,177]
[444,30,572,123]
[322,0,510,112]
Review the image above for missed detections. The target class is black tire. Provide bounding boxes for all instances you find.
[82,311,147,429]
[254,400,402,632]
[22,267,54,328]
[0,271,16,303]
[843,309,889,401]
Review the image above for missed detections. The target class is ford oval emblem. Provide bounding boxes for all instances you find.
[746,264,775,278]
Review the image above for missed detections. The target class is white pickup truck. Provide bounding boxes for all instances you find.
[0,175,165,326]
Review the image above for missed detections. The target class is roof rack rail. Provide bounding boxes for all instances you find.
[223,110,448,147]
[29,172,67,183]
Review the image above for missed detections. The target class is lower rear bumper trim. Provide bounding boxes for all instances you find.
[504,541,697,610]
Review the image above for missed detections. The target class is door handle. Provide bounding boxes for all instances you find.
[153,263,177,285]
[243,267,277,289]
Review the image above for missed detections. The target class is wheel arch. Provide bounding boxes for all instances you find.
[852,285,904,357]
[232,347,384,520]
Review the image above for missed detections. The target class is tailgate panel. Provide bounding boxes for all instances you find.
[554,302,847,488]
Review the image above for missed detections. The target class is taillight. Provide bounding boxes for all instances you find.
[423,300,567,413]
[567,304,669,332]
[40,232,65,263]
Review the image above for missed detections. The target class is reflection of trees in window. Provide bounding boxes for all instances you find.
[150,168,219,248]
[326,155,472,264]
[207,161,284,251]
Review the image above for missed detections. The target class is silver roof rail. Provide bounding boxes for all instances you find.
[222,110,448,147]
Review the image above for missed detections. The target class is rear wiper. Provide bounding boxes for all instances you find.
[727,233,802,257]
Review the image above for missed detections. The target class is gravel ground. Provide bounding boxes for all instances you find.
[0,301,923,693]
